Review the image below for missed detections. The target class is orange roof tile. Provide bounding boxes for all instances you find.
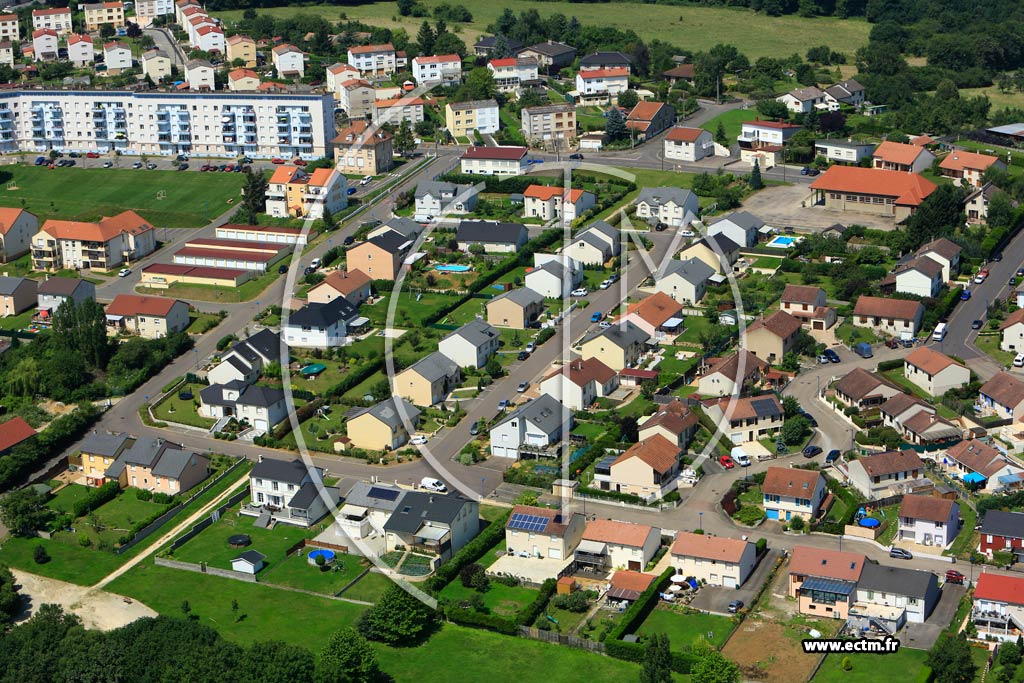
[269,165,305,184]
[809,166,936,206]
[611,434,678,474]
[788,546,865,582]
[626,291,683,328]
[852,295,923,320]
[0,416,36,452]
[974,572,1024,606]
[610,570,657,593]
[349,43,394,55]
[228,68,258,81]
[106,294,184,318]
[0,208,29,235]
[413,53,460,64]
[747,310,802,340]
[665,126,706,142]
[542,357,616,388]
[627,101,665,121]
[583,519,654,547]
[671,532,750,563]
[762,466,822,498]
[522,184,588,203]
[41,210,152,243]
[939,150,1001,173]
[904,347,963,375]
[873,140,926,166]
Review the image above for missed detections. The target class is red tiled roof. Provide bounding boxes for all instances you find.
[228,68,258,81]
[788,546,865,582]
[610,570,657,593]
[853,295,923,321]
[940,151,1001,173]
[904,347,963,375]
[348,43,394,55]
[747,310,802,340]
[671,531,750,563]
[0,417,36,452]
[578,67,629,79]
[856,449,925,477]
[898,494,955,523]
[33,28,57,38]
[873,140,926,166]
[542,357,616,388]
[810,166,936,206]
[311,269,372,297]
[374,96,426,108]
[626,291,683,328]
[627,101,666,121]
[41,211,152,243]
[32,7,71,16]
[461,145,527,160]
[762,466,822,498]
[665,126,706,142]
[583,519,654,547]
[523,184,588,203]
[974,572,1024,606]
[611,434,679,474]
[781,284,824,305]
[662,64,694,79]
[106,294,184,317]
[413,53,460,64]
[980,371,1024,410]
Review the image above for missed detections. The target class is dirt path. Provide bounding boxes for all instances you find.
[91,471,251,590]
[12,569,157,630]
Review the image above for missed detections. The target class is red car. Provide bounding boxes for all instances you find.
[945,570,965,585]
[719,455,735,469]
[293,159,307,166]
[271,158,285,164]
[86,152,100,158]
[223,164,235,172]
[200,164,210,171]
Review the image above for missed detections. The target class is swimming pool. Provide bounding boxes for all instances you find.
[766,235,798,249]
[435,264,472,272]
[307,548,336,566]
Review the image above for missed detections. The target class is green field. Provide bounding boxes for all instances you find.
[0,166,245,228]
[153,383,217,428]
[637,607,734,649]
[812,647,930,683]
[219,1,870,60]
[440,580,539,617]
[260,550,371,595]
[701,109,758,141]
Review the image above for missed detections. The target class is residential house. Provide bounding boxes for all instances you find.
[438,319,500,369]
[518,41,576,73]
[0,417,36,456]
[1003,310,1024,353]
[897,494,959,547]
[395,352,461,407]
[31,8,72,35]
[0,277,36,317]
[939,151,1005,188]
[850,563,940,628]
[872,141,935,173]
[226,34,256,67]
[845,449,927,500]
[881,256,943,298]
[383,491,479,561]
[525,258,583,299]
[851,296,924,337]
[486,287,544,329]
[762,466,827,521]
[702,394,785,444]
[31,29,58,61]
[206,329,279,386]
[347,43,397,77]
[333,120,394,176]
[965,183,1009,223]
[562,220,619,266]
[738,120,803,169]
[104,436,209,494]
[622,292,684,341]
[490,394,569,459]
[307,270,372,307]
[575,67,630,104]
[372,96,425,126]
[777,86,827,114]
[697,350,769,398]
[916,237,961,281]
[814,139,875,165]
[970,572,1024,641]
[199,383,288,433]
[780,284,836,331]
[579,51,632,72]
[282,297,357,349]
[879,392,960,447]
[662,63,695,85]
[337,78,375,120]
[83,2,124,31]
[36,278,95,316]
[521,103,576,144]
[578,320,650,371]
[488,57,539,93]
[67,34,94,67]
[460,145,528,176]
[943,440,1024,494]
[903,347,970,396]
[104,295,189,339]
[664,126,716,162]
[679,235,741,276]
[637,399,699,449]
[414,181,479,222]
[334,481,406,539]
[833,368,901,410]
[707,211,764,248]
[522,185,596,222]
[79,431,133,486]
[0,14,18,42]
[346,231,413,281]
[979,372,1024,421]
[193,24,224,54]
[625,101,675,140]
[0,208,37,262]
[142,50,172,81]
[474,36,524,56]
[671,532,758,588]
[366,216,422,242]
[445,99,500,137]
[185,59,215,91]
[245,458,338,527]
[412,53,462,85]
[978,511,1024,560]
[265,166,347,220]
[809,167,936,221]
[539,357,618,411]
[346,397,421,452]
[745,310,802,365]
[504,504,585,561]
[227,68,260,91]
[788,546,866,620]
[654,257,715,304]
[634,186,699,227]
[824,79,866,108]
[272,44,305,79]
[456,220,528,254]
[604,434,680,500]
[102,41,132,72]
[325,62,360,93]
[575,519,659,573]
[0,42,12,68]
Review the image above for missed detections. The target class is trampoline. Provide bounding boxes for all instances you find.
[228,534,251,548]
[300,363,327,377]
[307,548,336,566]
[858,518,881,529]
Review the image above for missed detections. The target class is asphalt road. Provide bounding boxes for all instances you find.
[143,27,186,70]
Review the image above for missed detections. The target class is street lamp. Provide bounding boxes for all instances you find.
[699,511,703,532]
[193,348,199,369]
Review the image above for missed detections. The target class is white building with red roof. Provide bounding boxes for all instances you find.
[31,28,58,62]
[0,14,19,42]
[460,145,528,176]
[762,466,826,521]
[972,572,1024,641]
[575,67,630,104]
[664,126,715,162]
[347,43,397,76]
[522,184,595,221]
[539,357,618,410]
[31,7,72,36]
[487,57,539,93]
[670,531,757,588]
[576,519,660,572]
[105,294,189,339]
[412,53,461,85]
[66,34,95,68]
[272,44,305,79]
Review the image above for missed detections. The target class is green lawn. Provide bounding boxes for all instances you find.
[812,647,930,683]
[0,310,33,331]
[880,369,933,400]
[440,580,538,617]
[341,570,394,603]
[751,256,784,270]
[365,291,464,327]
[701,109,758,141]
[946,504,978,559]
[975,333,1016,366]
[538,603,590,633]
[153,383,216,428]
[0,165,244,228]
[186,312,223,335]
[572,422,606,440]
[47,484,93,514]
[260,551,370,595]
[636,607,734,649]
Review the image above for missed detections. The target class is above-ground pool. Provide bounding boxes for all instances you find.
[435,264,472,272]
[307,548,336,566]
[858,518,881,529]
[766,235,799,249]
[300,363,327,377]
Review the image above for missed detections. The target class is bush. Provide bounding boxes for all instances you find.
[755,538,768,555]
[33,546,49,564]
[789,516,806,531]
[152,492,174,505]
[135,489,153,501]
[459,563,489,591]
[216,334,236,352]
[551,590,592,613]
[734,506,765,525]
[425,509,510,593]
[71,481,120,518]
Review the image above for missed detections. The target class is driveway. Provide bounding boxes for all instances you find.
[900,583,966,650]
[740,184,896,232]
[688,549,781,615]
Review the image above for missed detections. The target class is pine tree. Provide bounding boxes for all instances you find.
[393,119,416,156]
[605,108,627,141]
[715,121,728,146]
[416,21,435,55]
[749,159,764,190]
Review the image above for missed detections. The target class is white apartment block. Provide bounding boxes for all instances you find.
[575,68,629,103]
[194,25,225,54]
[0,90,335,159]
[348,43,397,77]
[487,58,539,93]
[32,8,73,36]
[185,60,215,91]
[135,0,175,27]
[337,79,374,119]
[67,35,95,68]
[272,44,305,79]
[0,15,19,42]
[32,30,58,62]
[372,97,425,126]
[412,54,462,85]
[103,42,132,72]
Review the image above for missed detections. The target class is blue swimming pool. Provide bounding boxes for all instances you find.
[766,235,798,248]
[435,264,472,272]
[307,548,336,566]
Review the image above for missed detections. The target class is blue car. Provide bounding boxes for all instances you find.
[961,289,971,301]
[824,349,841,363]
[34,156,46,165]
[590,311,603,323]
[347,187,357,195]
[526,158,544,164]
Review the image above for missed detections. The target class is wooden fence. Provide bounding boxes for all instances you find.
[518,626,605,652]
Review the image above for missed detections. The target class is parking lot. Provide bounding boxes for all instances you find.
[740,184,897,232]
[689,549,781,615]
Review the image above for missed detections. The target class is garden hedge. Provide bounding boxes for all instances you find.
[425,509,511,593]
[72,481,121,518]
[604,566,675,667]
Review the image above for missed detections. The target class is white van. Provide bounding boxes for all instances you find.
[932,323,947,342]
[1015,353,1024,368]
[420,477,448,493]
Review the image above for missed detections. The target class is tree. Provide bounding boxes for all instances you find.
[987,189,1016,230]
[316,627,381,683]
[749,159,764,190]
[242,168,269,225]
[393,119,416,157]
[927,632,977,683]
[605,107,627,141]
[0,488,50,537]
[484,356,502,378]
[51,297,110,369]
[457,67,497,101]
[781,415,810,445]
[640,633,673,683]
[416,21,435,55]
[99,24,115,39]
[756,98,789,120]
[906,184,967,249]
[357,585,438,645]
[617,89,640,109]
[782,396,803,418]
[0,565,21,625]
[33,545,49,564]
[321,206,337,232]
[691,650,741,683]
[715,121,728,146]
[397,0,416,15]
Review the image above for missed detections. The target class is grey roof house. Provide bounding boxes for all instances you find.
[634,187,700,227]
[0,276,38,317]
[414,180,479,222]
[244,457,339,528]
[438,319,500,369]
[457,220,529,254]
[383,491,480,561]
[655,257,716,304]
[490,393,571,459]
[395,351,462,407]
[707,210,765,248]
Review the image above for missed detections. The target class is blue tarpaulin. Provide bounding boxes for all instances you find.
[963,472,987,484]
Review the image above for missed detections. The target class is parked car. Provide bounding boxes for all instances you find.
[146,162,157,170]
[824,349,841,363]
[889,547,913,560]
[853,341,873,359]
[103,160,113,168]
[525,342,535,353]
[1011,277,1019,287]
[498,399,510,410]
[992,253,1003,262]
[271,157,285,164]
[945,570,965,585]
[728,600,744,613]
[526,158,544,164]
[975,268,990,284]
[719,455,735,469]
[825,449,841,465]
[570,288,588,297]
[343,235,354,246]
[680,229,695,237]
[224,164,235,172]
[347,187,357,195]
[817,353,830,364]
[132,161,143,169]
[734,453,751,467]
[420,477,447,492]
[654,222,667,232]
[34,156,46,165]
[961,289,972,300]
[118,268,131,277]
[86,152,100,158]
[278,264,288,274]
[599,279,612,289]
[360,175,372,185]
[63,159,75,166]
[1017,267,1024,277]
[68,152,80,158]
[568,153,584,160]
[800,166,811,175]
[175,154,189,162]
[803,445,823,458]
[517,381,528,393]
[590,311,603,323]
[177,163,189,171]
[806,168,820,176]
[410,436,428,446]
[294,159,307,167]
[972,319,984,330]
[469,422,480,436]
[517,351,530,361]
[598,321,612,329]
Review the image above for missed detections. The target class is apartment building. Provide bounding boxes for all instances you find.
[372,96,425,126]
[0,90,335,159]
[575,68,630,104]
[32,211,156,271]
[333,119,393,175]
[445,99,499,137]
[0,14,19,42]
[460,145,528,175]
[265,166,347,220]
[67,35,95,68]
[412,54,462,85]
[226,34,256,68]
[31,8,73,36]
[325,62,360,94]
[336,78,374,119]
[84,2,125,31]
[142,50,172,81]
[103,41,132,73]
[185,59,215,91]
[487,57,539,93]
[521,103,576,143]
[348,43,397,76]
[135,0,175,27]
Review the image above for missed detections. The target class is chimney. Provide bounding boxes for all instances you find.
[257,454,263,463]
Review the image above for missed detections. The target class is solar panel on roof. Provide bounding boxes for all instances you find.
[751,398,778,418]
[508,513,550,532]
[368,486,399,501]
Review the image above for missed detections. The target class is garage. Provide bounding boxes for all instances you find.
[628,560,641,571]
[766,509,779,520]
[723,576,737,588]
[254,418,268,431]
[548,547,562,560]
